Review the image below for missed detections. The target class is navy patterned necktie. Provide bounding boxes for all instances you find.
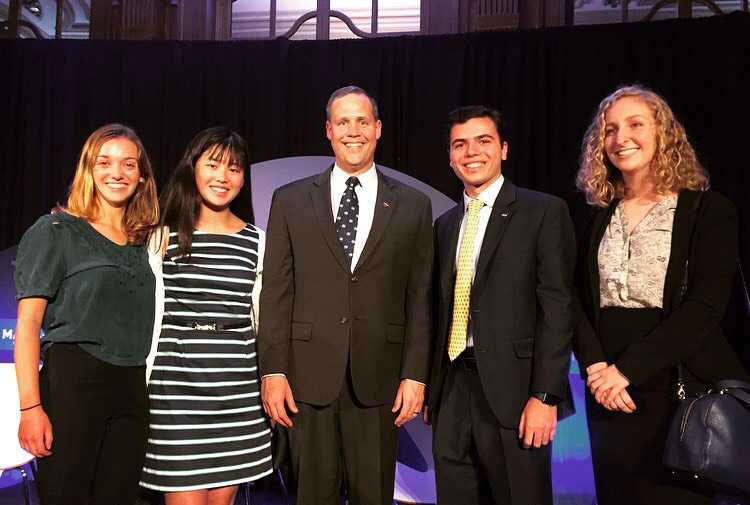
[336,176,360,268]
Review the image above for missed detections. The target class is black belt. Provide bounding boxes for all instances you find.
[187,321,249,331]
[453,347,478,372]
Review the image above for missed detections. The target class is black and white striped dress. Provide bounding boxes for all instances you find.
[140,225,273,492]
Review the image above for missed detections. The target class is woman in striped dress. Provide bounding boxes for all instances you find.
[140,127,272,504]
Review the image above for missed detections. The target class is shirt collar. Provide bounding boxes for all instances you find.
[332,163,377,190]
[462,175,504,210]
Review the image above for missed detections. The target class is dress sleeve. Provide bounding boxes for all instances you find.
[14,215,67,300]
[252,227,265,328]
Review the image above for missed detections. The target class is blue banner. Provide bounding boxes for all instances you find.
[0,247,17,364]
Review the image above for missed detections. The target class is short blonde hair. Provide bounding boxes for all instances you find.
[576,85,709,207]
[66,123,158,244]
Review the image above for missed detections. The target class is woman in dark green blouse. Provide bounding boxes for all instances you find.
[14,123,159,505]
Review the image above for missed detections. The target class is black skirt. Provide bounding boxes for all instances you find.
[586,307,713,505]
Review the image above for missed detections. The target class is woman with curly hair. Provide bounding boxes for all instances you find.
[573,85,749,505]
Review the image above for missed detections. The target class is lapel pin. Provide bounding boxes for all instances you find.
[501,212,509,217]
[383,201,390,207]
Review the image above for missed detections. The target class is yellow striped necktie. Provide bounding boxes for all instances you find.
[448,198,484,361]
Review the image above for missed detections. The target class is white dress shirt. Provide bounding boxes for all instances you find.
[330,163,378,273]
[454,175,505,347]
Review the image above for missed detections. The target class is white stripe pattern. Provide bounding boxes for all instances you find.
[165,285,253,297]
[152,365,257,373]
[155,352,257,359]
[147,429,271,446]
[167,241,257,254]
[149,418,266,430]
[145,442,271,461]
[141,224,272,491]
[173,263,254,271]
[164,298,251,307]
[149,379,256,387]
[163,273,253,284]
[149,391,259,401]
[157,338,251,345]
[166,253,256,266]
[160,324,253,332]
[149,406,261,415]
[163,311,251,319]
[143,457,272,477]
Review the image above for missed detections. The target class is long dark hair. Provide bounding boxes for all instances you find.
[159,126,254,259]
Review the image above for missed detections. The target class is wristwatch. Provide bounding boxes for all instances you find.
[532,392,561,406]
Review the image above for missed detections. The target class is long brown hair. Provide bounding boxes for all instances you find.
[159,126,253,260]
[64,123,159,244]
[577,85,709,207]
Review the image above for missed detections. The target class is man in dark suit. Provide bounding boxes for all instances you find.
[258,86,433,505]
[428,105,576,504]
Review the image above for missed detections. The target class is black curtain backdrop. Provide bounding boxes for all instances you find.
[2,12,749,264]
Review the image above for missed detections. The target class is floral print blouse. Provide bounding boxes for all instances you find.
[598,194,678,309]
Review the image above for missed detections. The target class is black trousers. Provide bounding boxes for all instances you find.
[288,368,399,505]
[37,344,149,505]
[432,359,552,505]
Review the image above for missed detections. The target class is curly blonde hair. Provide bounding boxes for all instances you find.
[576,85,709,207]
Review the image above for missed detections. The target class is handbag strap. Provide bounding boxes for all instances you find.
[674,188,750,396]
[716,379,750,391]
[675,192,705,391]
[715,380,750,406]
[737,261,750,314]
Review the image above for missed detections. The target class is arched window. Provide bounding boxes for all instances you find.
[230,0,421,40]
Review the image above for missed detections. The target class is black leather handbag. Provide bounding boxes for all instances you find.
[663,215,750,496]
[663,378,750,495]
[663,190,750,495]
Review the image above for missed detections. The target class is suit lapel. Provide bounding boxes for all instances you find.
[472,180,517,297]
[434,204,463,359]
[310,167,350,272]
[439,204,463,306]
[354,170,396,272]
[662,191,698,314]
[588,201,617,331]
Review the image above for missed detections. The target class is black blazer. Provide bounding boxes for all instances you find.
[429,180,577,429]
[574,190,749,390]
[258,167,433,407]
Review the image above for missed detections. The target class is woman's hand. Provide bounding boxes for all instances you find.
[586,361,608,376]
[606,389,637,413]
[587,363,630,406]
[586,362,637,412]
[15,297,51,456]
[19,406,53,457]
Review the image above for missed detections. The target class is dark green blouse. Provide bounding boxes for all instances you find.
[14,212,155,366]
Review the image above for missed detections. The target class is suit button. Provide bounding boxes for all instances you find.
[340,317,349,324]
[351,275,358,282]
